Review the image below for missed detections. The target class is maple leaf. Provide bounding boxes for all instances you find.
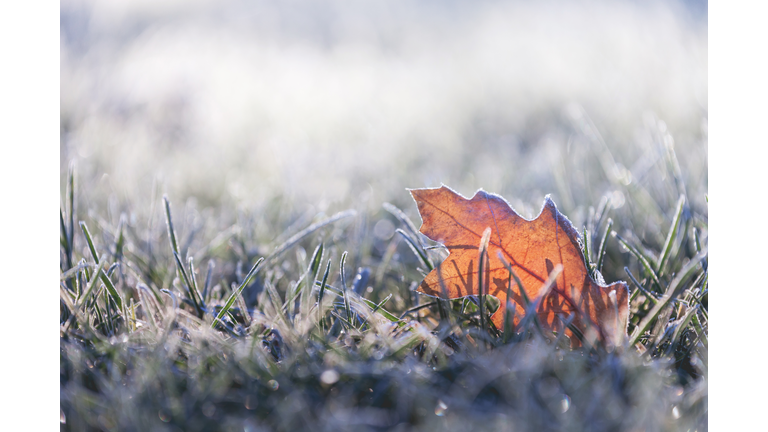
[409,185,629,346]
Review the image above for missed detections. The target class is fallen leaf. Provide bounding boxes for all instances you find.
[409,185,629,346]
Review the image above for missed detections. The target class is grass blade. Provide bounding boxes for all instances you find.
[212,257,264,329]
[693,226,707,271]
[629,248,707,347]
[60,209,73,271]
[624,267,659,304]
[664,305,699,356]
[316,258,332,331]
[497,252,545,337]
[80,221,100,265]
[309,243,324,281]
[100,273,124,316]
[582,226,592,271]
[399,301,438,319]
[596,218,613,273]
[114,214,126,261]
[478,227,491,334]
[188,256,206,311]
[614,232,663,294]
[67,163,75,267]
[517,264,562,337]
[202,260,215,303]
[655,195,685,275]
[80,222,123,310]
[371,293,393,314]
[61,261,90,282]
[164,196,204,318]
[302,243,325,318]
[318,259,332,305]
[163,195,180,256]
[173,252,204,318]
[77,259,107,308]
[358,293,394,329]
[340,251,353,326]
[396,229,433,271]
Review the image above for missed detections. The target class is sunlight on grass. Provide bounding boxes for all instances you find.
[60,1,707,430]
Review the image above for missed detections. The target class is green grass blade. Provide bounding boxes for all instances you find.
[399,301,436,319]
[614,232,663,293]
[340,251,352,326]
[163,195,180,256]
[235,288,252,327]
[596,218,613,273]
[128,297,137,332]
[60,283,75,310]
[211,257,264,329]
[92,293,107,334]
[318,259,332,305]
[80,221,100,264]
[202,259,215,303]
[99,265,124,312]
[309,243,324,282]
[188,256,206,310]
[136,283,160,330]
[67,163,75,263]
[315,281,402,325]
[106,262,119,278]
[693,226,707,271]
[265,279,286,323]
[655,194,685,275]
[60,209,73,271]
[396,229,433,271]
[582,226,592,269]
[692,311,708,349]
[358,293,395,329]
[629,248,707,347]
[80,222,123,309]
[478,228,491,334]
[61,262,90,282]
[173,252,204,318]
[371,293,393,314]
[164,196,204,317]
[302,243,324,319]
[624,267,658,304]
[316,258,332,331]
[81,258,91,282]
[114,214,126,260]
[77,259,107,308]
[664,305,699,356]
[284,274,306,322]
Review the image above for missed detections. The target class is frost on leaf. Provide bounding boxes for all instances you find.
[409,185,628,347]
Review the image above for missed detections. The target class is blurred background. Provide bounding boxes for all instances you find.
[60,0,707,239]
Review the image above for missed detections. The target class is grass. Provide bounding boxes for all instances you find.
[60,117,707,431]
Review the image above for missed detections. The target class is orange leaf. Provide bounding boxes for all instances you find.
[409,185,629,347]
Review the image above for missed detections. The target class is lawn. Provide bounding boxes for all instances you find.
[60,1,707,431]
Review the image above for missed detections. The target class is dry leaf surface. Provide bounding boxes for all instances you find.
[410,185,629,346]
